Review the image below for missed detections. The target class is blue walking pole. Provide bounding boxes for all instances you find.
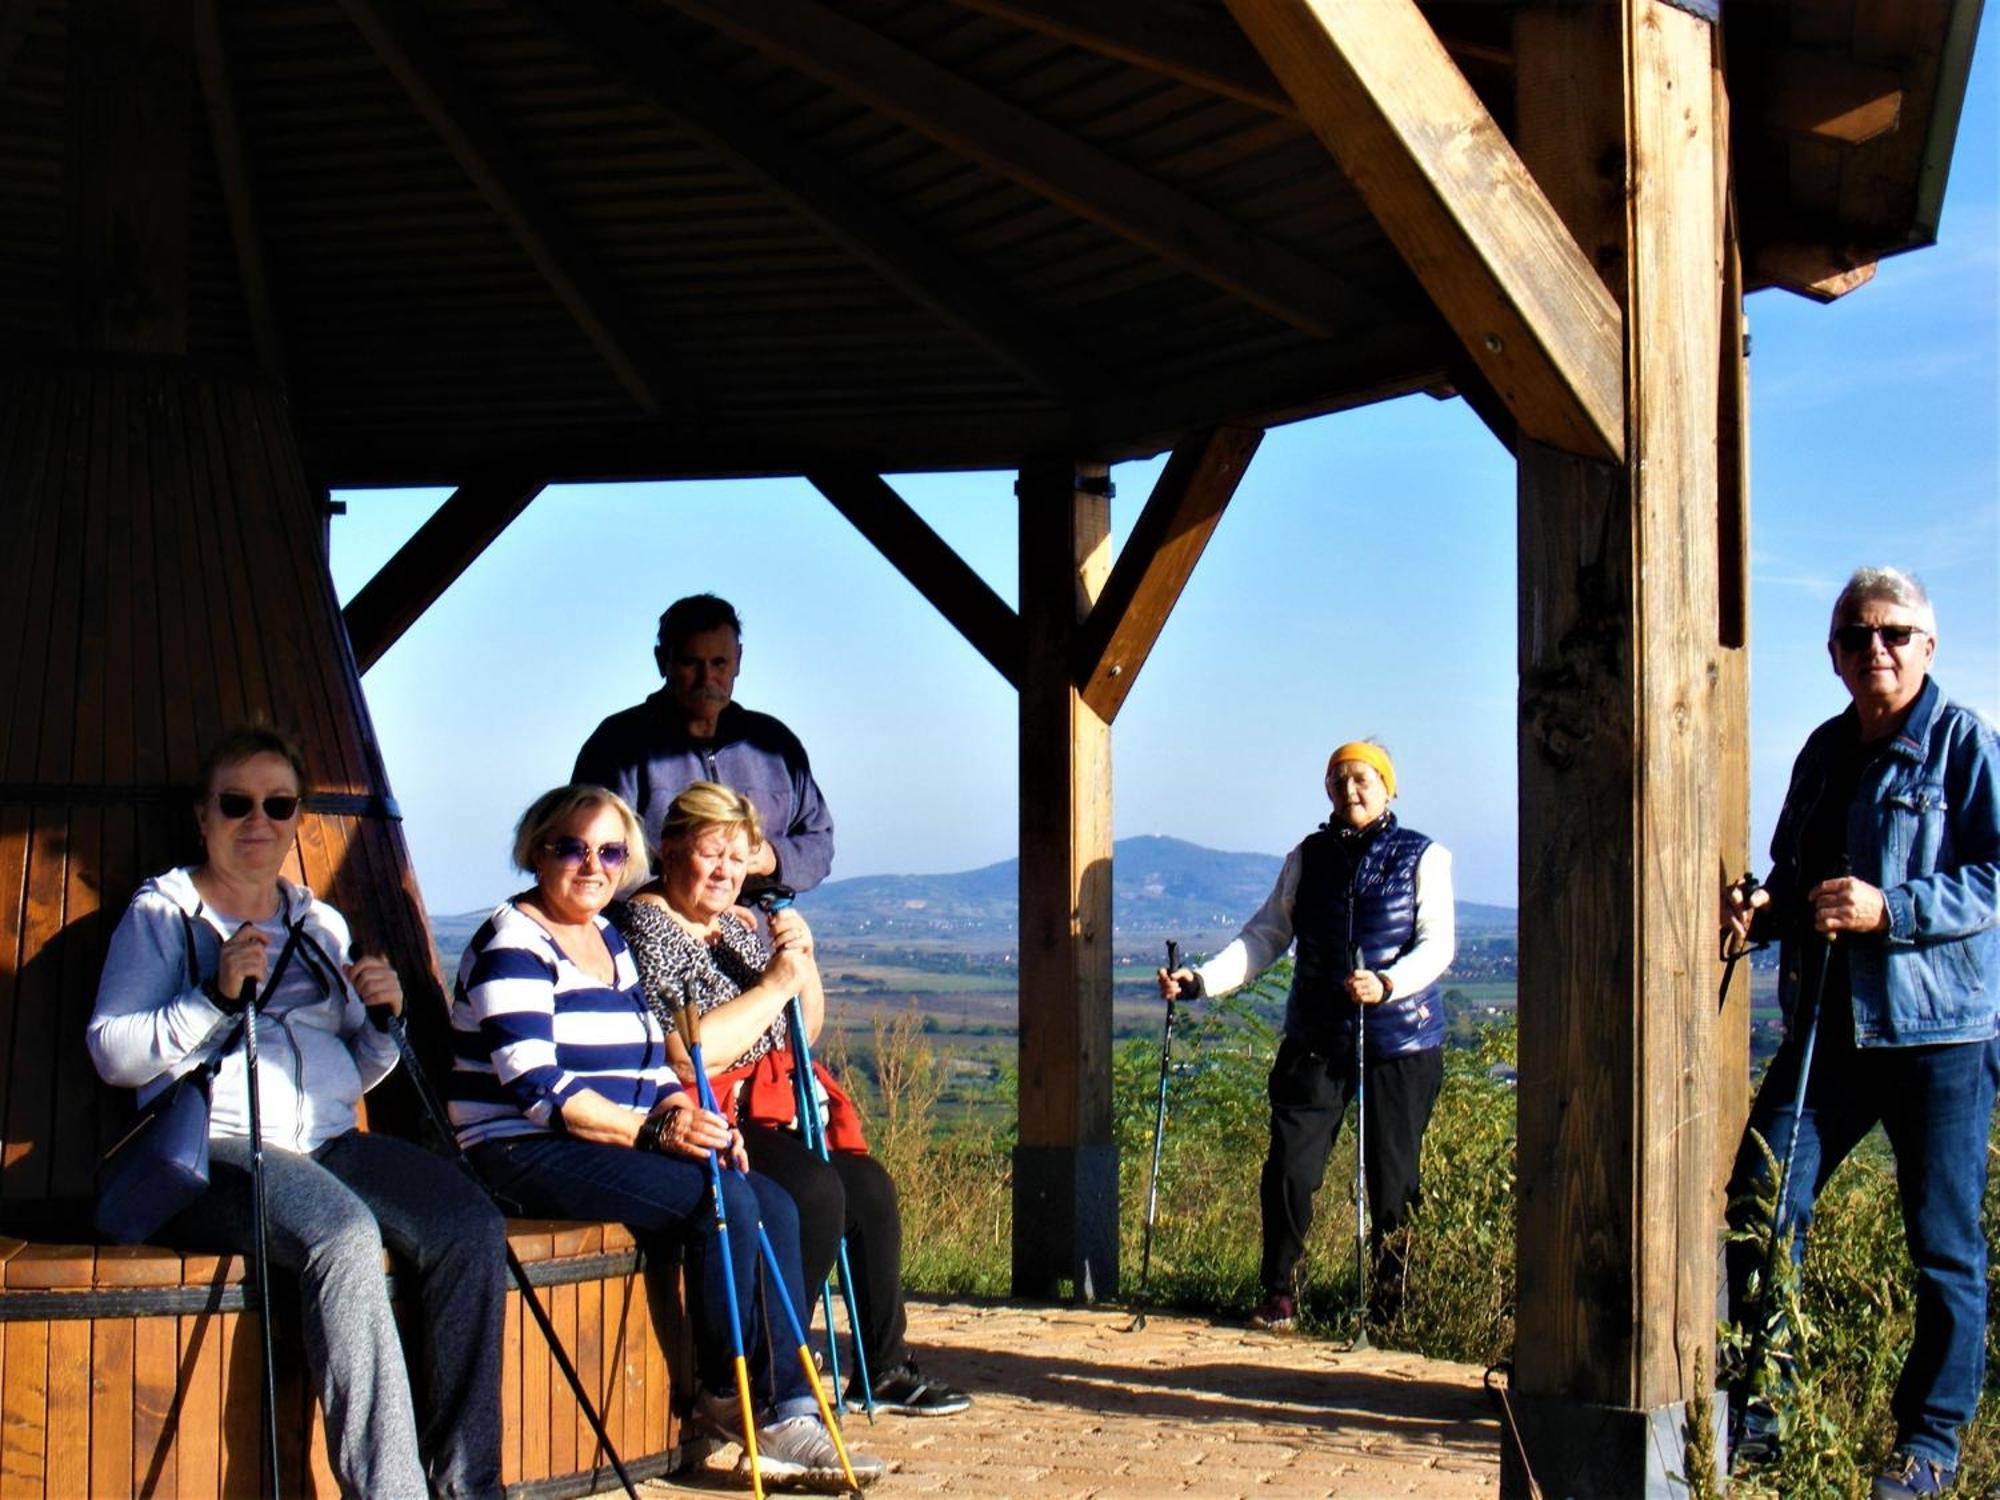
[677,1004,865,1494]
[759,888,876,1418]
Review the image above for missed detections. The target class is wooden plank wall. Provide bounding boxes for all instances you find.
[0,361,447,1231]
[0,1231,681,1498]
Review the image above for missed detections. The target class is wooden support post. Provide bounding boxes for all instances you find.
[1012,457,1117,1300]
[1508,3,1729,1492]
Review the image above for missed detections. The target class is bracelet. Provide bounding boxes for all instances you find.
[634,1112,669,1154]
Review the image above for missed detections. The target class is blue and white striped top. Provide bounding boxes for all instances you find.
[448,899,678,1147]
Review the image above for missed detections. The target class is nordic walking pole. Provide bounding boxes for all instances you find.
[238,973,282,1500]
[1718,872,1764,1008]
[1130,939,1181,1332]
[679,1001,865,1496]
[758,888,876,1419]
[665,1004,765,1499]
[1348,938,1370,1352]
[1734,904,1839,1451]
[371,1010,641,1500]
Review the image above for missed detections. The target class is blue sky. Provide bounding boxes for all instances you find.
[333,29,1997,916]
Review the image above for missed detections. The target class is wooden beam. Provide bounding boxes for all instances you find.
[807,470,1023,688]
[530,0,1106,408]
[341,473,547,673]
[191,0,285,385]
[1226,0,1626,463]
[1507,3,1725,1489]
[1750,241,1878,301]
[334,0,674,417]
[1073,426,1260,722]
[1013,456,1116,1300]
[667,0,1356,339]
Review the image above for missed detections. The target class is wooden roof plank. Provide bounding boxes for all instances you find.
[808,470,1023,687]
[530,0,1103,406]
[342,470,548,674]
[1226,0,1626,463]
[333,0,676,416]
[192,0,288,385]
[668,0,1355,338]
[1074,425,1261,723]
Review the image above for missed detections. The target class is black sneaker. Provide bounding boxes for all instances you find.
[855,1362,970,1416]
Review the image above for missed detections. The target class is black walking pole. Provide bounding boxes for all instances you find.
[238,975,283,1500]
[375,1011,641,1500]
[1129,939,1182,1333]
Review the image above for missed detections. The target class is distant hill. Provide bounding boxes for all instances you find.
[427,835,1515,958]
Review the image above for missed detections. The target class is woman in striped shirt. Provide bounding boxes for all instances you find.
[448,784,882,1490]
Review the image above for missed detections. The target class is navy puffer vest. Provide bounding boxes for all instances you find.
[1285,813,1445,1060]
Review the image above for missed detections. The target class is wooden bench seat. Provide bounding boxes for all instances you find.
[0,1221,689,1499]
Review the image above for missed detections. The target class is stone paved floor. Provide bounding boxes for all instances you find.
[632,1297,1502,1498]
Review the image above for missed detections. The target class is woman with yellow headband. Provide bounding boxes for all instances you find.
[1157,738,1456,1333]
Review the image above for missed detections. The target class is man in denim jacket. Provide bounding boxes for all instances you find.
[1723,567,1998,1497]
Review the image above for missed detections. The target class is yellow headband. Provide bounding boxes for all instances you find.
[1327,742,1396,798]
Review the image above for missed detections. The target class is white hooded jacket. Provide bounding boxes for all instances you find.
[87,867,400,1154]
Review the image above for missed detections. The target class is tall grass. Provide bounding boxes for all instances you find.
[833,981,1997,1491]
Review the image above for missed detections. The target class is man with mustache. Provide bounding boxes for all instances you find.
[575,594,834,897]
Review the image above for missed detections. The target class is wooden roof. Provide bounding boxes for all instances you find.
[0,0,1980,485]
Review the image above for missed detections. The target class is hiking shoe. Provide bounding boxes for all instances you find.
[858,1361,970,1416]
[1872,1451,1956,1498]
[1248,1292,1296,1331]
[680,1386,751,1470]
[739,1414,886,1490]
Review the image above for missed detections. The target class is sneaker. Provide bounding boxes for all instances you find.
[1248,1292,1296,1331]
[680,1387,749,1470]
[1872,1451,1956,1499]
[740,1414,886,1490]
[1728,1401,1780,1471]
[858,1361,971,1416]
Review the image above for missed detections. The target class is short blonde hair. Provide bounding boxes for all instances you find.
[658,781,764,857]
[511,784,652,894]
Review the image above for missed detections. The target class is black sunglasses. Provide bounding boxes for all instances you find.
[1832,623,1927,654]
[544,836,631,870]
[213,791,302,821]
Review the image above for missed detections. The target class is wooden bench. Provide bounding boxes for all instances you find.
[0,1221,690,1499]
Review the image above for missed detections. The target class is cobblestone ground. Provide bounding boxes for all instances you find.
[633,1298,1501,1499]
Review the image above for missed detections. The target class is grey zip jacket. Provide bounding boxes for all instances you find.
[87,867,399,1153]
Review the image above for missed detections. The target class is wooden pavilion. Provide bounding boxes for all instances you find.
[0,0,1982,1493]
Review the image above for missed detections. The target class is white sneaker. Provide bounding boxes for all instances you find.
[739,1414,887,1490]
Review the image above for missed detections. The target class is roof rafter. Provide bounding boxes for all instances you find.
[343,471,548,673]
[808,470,1023,688]
[191,0,286,385]
[529,0,1107,407]
[949,0,1295,116]
[334,0,677,417]
[1074,425,1260,723]
[1226,0,1625,462]
[666,0,1355,339]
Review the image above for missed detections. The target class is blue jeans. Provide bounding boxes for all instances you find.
[1727,1010,1997,1468]
[470,1133,815,1418]
[170,1130,506,1499]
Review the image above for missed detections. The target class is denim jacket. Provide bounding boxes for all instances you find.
[1765,677,2000,1046]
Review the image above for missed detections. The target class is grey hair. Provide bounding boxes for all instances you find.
[1830,567,1936,636]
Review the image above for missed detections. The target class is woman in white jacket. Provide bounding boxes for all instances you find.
[88,726,505,1500]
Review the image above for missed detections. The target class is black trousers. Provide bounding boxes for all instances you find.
[1258,1038,1444,1296]
[741,1125,908,1376]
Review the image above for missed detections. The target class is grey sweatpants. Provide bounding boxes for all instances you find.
[173,1131,506,1499]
